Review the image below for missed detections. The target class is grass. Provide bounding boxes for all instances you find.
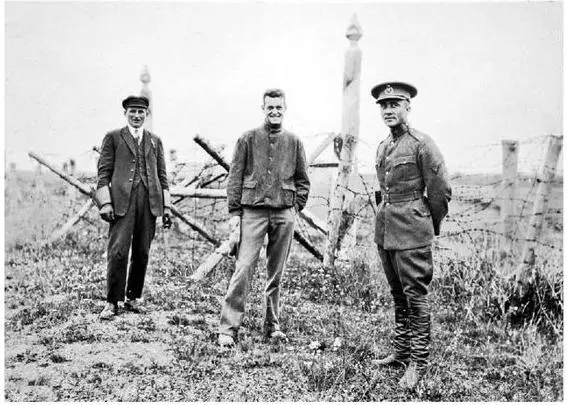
[3,172,563,401]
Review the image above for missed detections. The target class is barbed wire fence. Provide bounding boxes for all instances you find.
[16,123,562,291]
[127,132,562,278]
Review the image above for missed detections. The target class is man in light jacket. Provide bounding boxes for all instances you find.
[218,88,310,347]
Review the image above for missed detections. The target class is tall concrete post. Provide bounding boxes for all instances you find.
[501,140,519,251]
[323,14,362,268]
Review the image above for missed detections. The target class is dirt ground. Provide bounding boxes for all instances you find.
[4,172,563,401]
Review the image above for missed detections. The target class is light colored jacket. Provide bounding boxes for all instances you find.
[227,124,310,216]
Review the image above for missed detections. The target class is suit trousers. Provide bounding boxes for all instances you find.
[377,244,433,366]
[106,183,156,303]
[219,207,295,339]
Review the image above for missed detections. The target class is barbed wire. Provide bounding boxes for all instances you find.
[21,134,562,261]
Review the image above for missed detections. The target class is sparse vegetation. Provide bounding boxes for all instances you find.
[4,171,563,401]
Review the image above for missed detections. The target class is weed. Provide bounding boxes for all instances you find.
[49,353,68,363]
[28,375,50,386]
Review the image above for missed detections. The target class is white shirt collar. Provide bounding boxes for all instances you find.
[127,125,143,144]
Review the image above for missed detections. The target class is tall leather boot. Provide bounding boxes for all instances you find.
[399,298,430,388]
[375,305,411,367]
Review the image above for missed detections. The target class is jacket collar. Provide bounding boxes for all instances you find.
[121,127,154,156]
[120,127,137,156]
[263,120,283,135]
[390,123,410,139]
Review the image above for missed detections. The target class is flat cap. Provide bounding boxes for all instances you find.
[122,95,150,110]
[371,82,418,103]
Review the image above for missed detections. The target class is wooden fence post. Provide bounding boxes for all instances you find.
[501,140,519,251]
[192,134,324,263]
[323,14,363,268]
[140,65,153,131]
[308,132,338,165]
[48,200,95,243]
[139,64,158,287]
[516,135,563,285]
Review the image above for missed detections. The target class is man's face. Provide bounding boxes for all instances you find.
[125,107,148,129]
[262,96,286,125]
[379,99,410,128]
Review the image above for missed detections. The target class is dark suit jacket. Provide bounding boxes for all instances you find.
[96,127,169,217]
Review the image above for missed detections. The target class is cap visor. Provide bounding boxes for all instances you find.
[376,95,408,103]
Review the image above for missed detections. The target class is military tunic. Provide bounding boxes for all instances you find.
[374,123,451,366]
[375,125,451,250]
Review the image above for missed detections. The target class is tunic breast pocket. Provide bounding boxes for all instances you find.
[391,155,420,181]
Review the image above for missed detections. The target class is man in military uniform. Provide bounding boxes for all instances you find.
[218,88,310,347]
[95,95,172,320]
[371,82,451,388]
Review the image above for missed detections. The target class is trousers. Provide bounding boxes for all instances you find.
[377,244,433,366]
[219,207,295,339]
[106,183,156,303]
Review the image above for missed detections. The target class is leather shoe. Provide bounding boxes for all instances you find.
[398,363,423,389]
[269,330,288,341]
[99,302,117,320]
[373,354,410,368]
[263,329,288,343]
[218,334,235,348]
[124,298,143,313]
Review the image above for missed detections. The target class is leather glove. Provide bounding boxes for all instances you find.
[162,208,172,229]
[100,204,115,222]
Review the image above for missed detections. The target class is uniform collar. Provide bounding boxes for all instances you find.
[390,123,410,139]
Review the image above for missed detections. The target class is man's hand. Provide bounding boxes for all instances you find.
[100,204,115,222]
[229,215,241,245]
[163,208,172,229]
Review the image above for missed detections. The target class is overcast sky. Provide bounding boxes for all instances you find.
[5,1,563,174]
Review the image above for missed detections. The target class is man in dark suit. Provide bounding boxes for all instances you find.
[95,95,172,320]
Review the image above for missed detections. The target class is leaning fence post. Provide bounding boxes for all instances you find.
[515,135,563,286]
[323,14,362,268]
[501,140,519,251]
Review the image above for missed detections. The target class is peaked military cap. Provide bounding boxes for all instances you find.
[371,82,418,103]
[122,95,150,110]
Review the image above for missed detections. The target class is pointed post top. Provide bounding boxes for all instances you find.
[140,65,151,85]
[346,13,362,42]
